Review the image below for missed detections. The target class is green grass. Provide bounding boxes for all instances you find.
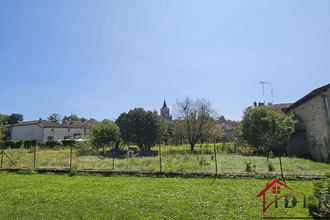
[0,171,318,219]
[1,146,330,176]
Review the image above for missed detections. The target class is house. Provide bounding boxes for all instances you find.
[285,83,330,162]
[10,119,98,143]
[223,121,240,141]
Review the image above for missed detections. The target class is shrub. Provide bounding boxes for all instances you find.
[75,141,97,156]
[4,140,15,149]
[268,162,275,172]
[14,140,23,149]
[23,140,38,149]
[244,159,256,172]
[45,141,58,149]
[61,139,76,147]
[308,178,330,219]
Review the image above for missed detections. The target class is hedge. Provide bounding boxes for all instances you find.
[45,141,58,148]
[23,140,38,148]
[61,139,76,147]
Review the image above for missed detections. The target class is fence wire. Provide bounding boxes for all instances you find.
[0,143,329,176]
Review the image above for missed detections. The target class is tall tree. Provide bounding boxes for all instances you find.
[89,119,120,152]
[174,97,217,151]
[116,108,164,151]
[47,113,62,123]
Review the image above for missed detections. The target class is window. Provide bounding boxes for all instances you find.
[47,136,54,141]
[67,128,71,133]
[51,129,54,132]
[272,186,280,194]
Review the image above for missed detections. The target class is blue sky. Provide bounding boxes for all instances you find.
[0,0,329,121]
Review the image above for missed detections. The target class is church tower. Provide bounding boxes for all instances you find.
[160,100,172,120]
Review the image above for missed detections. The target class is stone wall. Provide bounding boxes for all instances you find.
[289,90,330,161]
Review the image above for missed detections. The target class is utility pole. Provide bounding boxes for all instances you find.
[260,81,271,104]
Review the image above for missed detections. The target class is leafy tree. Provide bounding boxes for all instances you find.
[116,108,164,151]
[0,114,7,125]
[62,114,80,122]
[89,119,120,152]
[174,97,217,151]
[5,113,23,124]
[47,113,62,123]
[234,106,296,158]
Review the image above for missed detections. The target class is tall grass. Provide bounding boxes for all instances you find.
[1,145,329,176]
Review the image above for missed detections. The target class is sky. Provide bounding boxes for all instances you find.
[0,0,329,122]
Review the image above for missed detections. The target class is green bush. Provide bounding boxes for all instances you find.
[45,141,58,148]
[75,141,97,156]
[23,140,38,149]
[61,139,76,147]
[4,140,16,149]
[14,140,23,149]
[308,178,330,219]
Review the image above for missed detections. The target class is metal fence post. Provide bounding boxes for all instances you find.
[112,149,115,170]
[33,146,36,169]
[159,143,162,172]
[70,145,72,170]
[214,142,218,175]
[1,150,3,168]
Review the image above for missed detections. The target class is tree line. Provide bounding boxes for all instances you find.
[89,97,223,152]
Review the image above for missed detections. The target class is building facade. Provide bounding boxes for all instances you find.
[10,119,97,143]
[285,83,330,162]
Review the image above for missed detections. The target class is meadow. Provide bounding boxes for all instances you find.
[1,143,329,176]
[0,171,318,219]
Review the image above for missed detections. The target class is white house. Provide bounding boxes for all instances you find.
[10,119,98,143]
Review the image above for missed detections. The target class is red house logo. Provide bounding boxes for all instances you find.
[256,179,295,213]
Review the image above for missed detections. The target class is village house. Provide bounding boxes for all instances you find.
[10,119,98,143]
[284,83,330,162]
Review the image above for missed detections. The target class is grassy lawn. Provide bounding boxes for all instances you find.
[1,146,330,176]
[0,171,318,219]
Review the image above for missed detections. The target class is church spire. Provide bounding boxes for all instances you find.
[162,100,167,108]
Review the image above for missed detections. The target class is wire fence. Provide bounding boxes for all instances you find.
[0,142,329,177]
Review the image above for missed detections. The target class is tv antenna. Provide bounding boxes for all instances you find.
[260,81,271,104]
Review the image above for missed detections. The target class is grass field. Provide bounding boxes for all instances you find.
[1,145,330,176]
[0,171,319,219]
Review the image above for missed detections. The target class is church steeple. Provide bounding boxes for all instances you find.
[160,99,172,120]
[162,100,167,108]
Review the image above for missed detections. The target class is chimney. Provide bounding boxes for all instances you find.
[253,101,257,107]
[38,118,42,124]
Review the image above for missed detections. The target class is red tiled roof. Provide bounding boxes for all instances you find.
[12,120,98,129]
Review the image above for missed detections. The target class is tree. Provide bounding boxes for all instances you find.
[5,113,23,124]
[89,119,120,153]
[116,108,164,151]
[174,97,217,151]
[234,106,296,158]
[47,113,62,123]
[62,114,80,122]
